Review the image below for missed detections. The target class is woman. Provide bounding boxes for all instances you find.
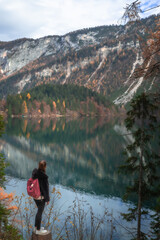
[32,160,50,234]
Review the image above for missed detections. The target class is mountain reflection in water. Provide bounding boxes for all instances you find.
[1,117,131,198]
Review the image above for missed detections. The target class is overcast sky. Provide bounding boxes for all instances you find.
[0,0,159,41]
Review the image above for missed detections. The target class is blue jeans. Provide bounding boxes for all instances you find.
[34,199,45,230]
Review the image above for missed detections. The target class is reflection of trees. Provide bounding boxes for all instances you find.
[2,118,133,199]
[5,117,113,144]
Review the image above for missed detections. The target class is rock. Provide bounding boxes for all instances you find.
[32,230,52,240]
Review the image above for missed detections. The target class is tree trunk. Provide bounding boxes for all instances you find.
[137,155,142,240]
[137,115,144,240]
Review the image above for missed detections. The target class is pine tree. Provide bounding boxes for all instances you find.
[40,102,44,114]
[119,93,160,240]
[120,2,160,238]
[7,104,12,117]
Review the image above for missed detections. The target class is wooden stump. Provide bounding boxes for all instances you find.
[32,230,52,240]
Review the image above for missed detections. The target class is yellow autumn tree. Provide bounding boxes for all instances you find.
[22,101,28,114]
[53,101,56,109]
[0,187,18,211]
[26,93,31,100]
[63,100,65,108]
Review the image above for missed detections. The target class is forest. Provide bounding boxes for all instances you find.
[5,83,114,117]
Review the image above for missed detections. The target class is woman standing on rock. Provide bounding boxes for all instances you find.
[32,160,50,234]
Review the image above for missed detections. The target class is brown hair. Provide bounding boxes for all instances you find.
[38,160,47,172]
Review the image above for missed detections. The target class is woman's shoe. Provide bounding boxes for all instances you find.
[36,229,47,235]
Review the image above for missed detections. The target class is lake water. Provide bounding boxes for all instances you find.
[0,117,152,239]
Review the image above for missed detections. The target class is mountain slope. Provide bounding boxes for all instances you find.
[0,15,159,105]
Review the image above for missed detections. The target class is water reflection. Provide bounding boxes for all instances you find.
[1,117,131,198]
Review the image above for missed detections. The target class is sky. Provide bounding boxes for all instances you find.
[0,0,159,41]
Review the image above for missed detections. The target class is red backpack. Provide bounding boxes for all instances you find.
[27,178,41,199]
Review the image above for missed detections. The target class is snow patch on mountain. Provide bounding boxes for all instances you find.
[80,58,91,68]
[16,75,31,93]
[63,61,72,84]
[124,52,143,85]
[0,50,7,59]
[114,59,151,105]
[149,77,155,90]
[35,68,52,78]
[65,35,78,48]
[85,43,122,85]
[0,37,63,76]
[114,77,144,105]
[66,61,71,79]
[77,33,95,42]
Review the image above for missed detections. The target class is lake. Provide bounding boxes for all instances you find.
[0,117,152,239]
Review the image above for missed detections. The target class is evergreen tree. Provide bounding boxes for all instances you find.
[7,104,12,117]
[151,194,160,240]
[0,115,21,239]
[40,102,44,114]
[119,93,160,240]
[120,2,160,239]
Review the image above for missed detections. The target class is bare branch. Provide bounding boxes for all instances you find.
[122,0,142,23]
[142,4,160,13]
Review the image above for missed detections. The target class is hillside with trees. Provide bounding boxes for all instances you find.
[4,84,116,118]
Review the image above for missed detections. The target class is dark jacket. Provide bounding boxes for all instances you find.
[32,168,50,202]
